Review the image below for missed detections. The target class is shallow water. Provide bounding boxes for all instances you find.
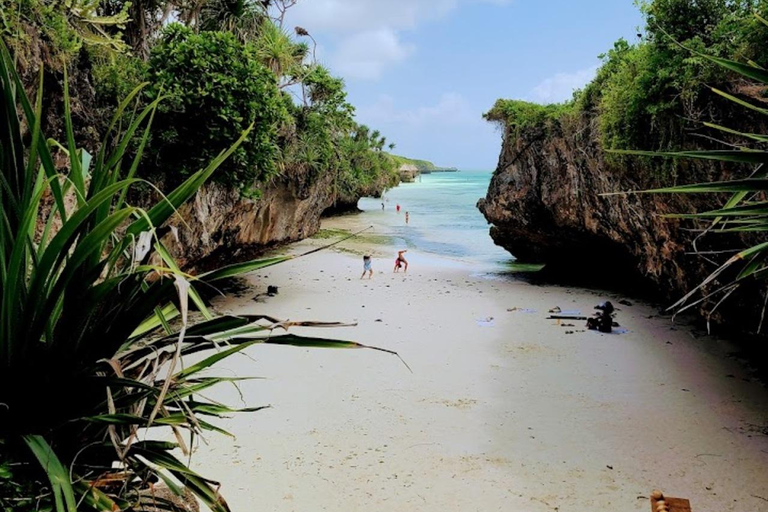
[358,170,513,271]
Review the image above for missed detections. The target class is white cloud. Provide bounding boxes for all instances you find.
[530,64,599,103]
[357,93,474,127]
[355,92,495,167]
[333,29,413,80]
[284,0,512,81]
[287,0,511,33]
[286,0,454,34]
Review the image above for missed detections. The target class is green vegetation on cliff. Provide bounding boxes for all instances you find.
[389,154,439,171]
[2,0,399,198]
[487,0,768,155]
[147,24,285,188]
[484,100,575,136]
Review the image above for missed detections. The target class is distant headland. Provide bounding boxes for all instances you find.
[389,154,458,182]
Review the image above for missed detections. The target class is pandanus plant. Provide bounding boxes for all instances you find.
[0,40,391,512]
[610,15,768,331]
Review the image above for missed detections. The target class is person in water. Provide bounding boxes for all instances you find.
[405,211,410,224]
[361,255,373,279]
[394,250,408,273]
[396,204,401,213]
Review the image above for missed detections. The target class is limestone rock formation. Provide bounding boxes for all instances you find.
[161,170,336,269]
[478,112,760,328]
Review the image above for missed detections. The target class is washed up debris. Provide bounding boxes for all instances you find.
[650,490,692,512]
[587,301,615,333]
[252,285,280,302]
[476,317,495,327]
[508,307,537,314]
[618,299,633,307]
[548,306,562,313]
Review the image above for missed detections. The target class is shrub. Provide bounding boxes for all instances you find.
[597,0,766,152]
[483,99,574,137]
[615,12,768,331]
[92,53,148,103]
[147,24,286,190]
[0,0,128,67]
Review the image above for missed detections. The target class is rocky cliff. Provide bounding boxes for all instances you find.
[478,110,763,328]
[155,168,354,270]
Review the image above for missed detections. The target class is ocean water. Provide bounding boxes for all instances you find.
[357,170,514,270]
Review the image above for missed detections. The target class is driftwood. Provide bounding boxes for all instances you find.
[650,490,691,512]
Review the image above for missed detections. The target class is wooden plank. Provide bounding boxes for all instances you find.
[651,495,692,512]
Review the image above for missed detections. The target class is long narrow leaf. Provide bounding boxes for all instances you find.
[23,436,77,512]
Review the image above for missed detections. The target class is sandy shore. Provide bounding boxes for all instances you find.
[190,215,768,512]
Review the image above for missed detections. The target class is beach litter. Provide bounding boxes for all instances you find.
[549,314,587,320]
[507,307,537,314]
[650,490,692,512]
[587,301,616,333]
[476,317,495,327]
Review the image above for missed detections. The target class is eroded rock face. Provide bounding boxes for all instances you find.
[157,168,394,270]
[478,113,755,317]
[163,170,337,270]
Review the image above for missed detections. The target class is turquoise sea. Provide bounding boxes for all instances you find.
[357,170,514,271]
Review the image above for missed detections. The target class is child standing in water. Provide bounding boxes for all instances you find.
[361,255,373,279]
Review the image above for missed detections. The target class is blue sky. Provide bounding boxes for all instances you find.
[285,1,644,169]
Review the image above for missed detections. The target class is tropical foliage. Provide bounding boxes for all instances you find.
[0,0,407,509]
[612,13,768,329]
[146,24,285,189]
[3,0,398,199]
[0,24,390,512]
[86,12,396,198]
[483,99,575,138]
[0,0,130,64]
[487,0,768,157]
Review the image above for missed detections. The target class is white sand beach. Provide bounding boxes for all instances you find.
[191,214,768,512]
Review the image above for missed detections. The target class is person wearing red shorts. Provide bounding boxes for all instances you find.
[393,250,408,273]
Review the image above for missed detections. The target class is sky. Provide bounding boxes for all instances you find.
[283,1,645,170]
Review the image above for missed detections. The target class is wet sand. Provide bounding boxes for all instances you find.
[191,215,768,512]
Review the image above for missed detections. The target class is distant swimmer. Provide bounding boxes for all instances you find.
[396,204,401,213]
[361,255,373,279]
[405,211,410,224]
[394,250,408,273]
